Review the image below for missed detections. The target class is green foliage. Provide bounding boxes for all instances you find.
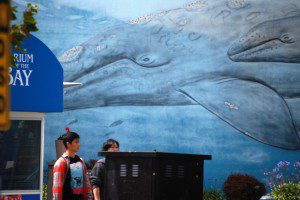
[271,183,300,200]
[10,3,38,66]
[222,173,266,200]
[42,184,47,200]
[203,189,224,200]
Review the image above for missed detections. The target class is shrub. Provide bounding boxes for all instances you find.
[203,189,224,200]
[271,183,300,200]
[263,161,300,190]
[222,173,266,200]
[42,184,47,200]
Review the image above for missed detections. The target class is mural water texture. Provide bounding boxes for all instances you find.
[15,0,300,187]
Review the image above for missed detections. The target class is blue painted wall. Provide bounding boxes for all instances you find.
[13,0,300,188]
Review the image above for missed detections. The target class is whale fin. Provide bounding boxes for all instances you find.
[178,78,300,150]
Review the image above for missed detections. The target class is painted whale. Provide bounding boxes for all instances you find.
[59,8,300,150]
[228,15,300,63]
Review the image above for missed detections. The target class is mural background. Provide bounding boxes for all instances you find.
[13,0,300,188]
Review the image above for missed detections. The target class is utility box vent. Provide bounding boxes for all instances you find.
[120,164,127,177]
[132,164,139,177]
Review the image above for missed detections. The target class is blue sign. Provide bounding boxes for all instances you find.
[10,34,63,112]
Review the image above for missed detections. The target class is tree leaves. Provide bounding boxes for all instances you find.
[10,3,38,66]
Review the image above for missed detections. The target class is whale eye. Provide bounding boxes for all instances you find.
[136,55,154,66]
[280,33,295,43]
[143,57,150,62]
[134,53,170,68]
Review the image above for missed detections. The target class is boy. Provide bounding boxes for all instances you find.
[53,131,93,200]
[90,139,119,200]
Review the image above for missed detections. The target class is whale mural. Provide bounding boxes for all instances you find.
[228,15,300,63]
[14,0,299,189]
[59,1,300,150]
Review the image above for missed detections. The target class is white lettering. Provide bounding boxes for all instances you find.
[27,54,34,63]
[13,53,34,63]
[13,70,24,86]
[23,70,32,86]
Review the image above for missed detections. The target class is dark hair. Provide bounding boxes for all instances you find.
[102,139,119,151]
[63,132,80,148]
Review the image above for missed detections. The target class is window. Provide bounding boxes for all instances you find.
[0,120,41,191]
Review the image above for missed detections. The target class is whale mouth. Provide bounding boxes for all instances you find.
[228,39,281,62]
[63,59,135,109]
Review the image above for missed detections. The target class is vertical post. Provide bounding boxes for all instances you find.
[0,1,10,194]
[0,0,10,131]
[200,160,204,200]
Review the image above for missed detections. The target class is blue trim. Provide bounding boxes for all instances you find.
[10,34,63,112]
[22,194,40,200]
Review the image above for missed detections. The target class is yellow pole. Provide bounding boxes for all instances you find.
[0,0,11,131]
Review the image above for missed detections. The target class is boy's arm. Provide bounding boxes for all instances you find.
[90,161,105,200]
[93,187,101,200]
[52,158,67,200]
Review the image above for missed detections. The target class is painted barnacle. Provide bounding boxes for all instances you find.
[183,0,206,10]
[226,0,248,9]
[96,44,107,52]
[59,45,84,63]
[224,101,239,110]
